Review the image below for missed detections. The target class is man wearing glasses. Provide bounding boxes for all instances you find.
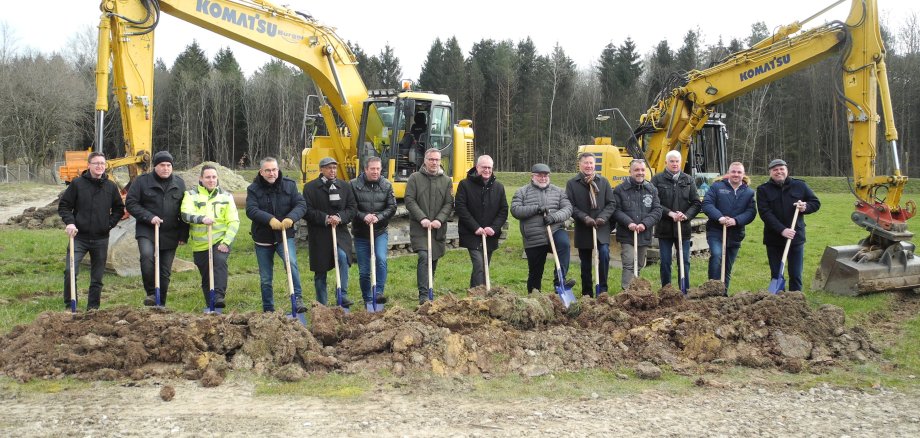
[405,148,454,304]
[58,152,125,310]
[246,157,307,312]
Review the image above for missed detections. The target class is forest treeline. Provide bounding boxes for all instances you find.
[1,16,919,178]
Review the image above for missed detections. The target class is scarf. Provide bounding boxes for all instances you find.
[583,173,598,210]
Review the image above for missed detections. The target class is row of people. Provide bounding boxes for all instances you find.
[58,148,819,311]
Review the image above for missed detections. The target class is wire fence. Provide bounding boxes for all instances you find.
[0,164,59,184]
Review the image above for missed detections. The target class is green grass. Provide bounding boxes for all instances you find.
[0,376,90,394]
[1,176,918,384]
[467,369,695,400]
[254,373,370,398]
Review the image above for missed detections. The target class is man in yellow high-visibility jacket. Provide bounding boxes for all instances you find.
[181,164,240,309]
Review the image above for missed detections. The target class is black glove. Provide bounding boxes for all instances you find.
[595,218,606,227]
[584,217,596,227]
[537,207,548,215]
[543,215,553,226]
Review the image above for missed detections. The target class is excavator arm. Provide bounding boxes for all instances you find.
[95,0,366,181]
[635,0,917,295]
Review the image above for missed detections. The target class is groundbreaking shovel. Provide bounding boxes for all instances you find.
[482,233,491,291]
[282,227,307,325]
[366,221,384,313]
[547,223,575,308]
[769,206,801,294]
[154,222,161,306]
[721,224,727,290]
[592,226,600,298]
[204,224,220,314]
[633,228,639,278]
[332,223,349,312]
[676,220,687,295]
[426,225,434,302]
[68,234,77,313]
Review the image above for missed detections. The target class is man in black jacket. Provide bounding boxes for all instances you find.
[303,157,357,307]
[565,152,616,297]
[455,155,508,288]
[756,159,821,292]
[246,157,308,312]
[651,150,701,291]
[126,150,188,306]
[612,159,662,290]
[58,152,125,310]
[351,157,397,305]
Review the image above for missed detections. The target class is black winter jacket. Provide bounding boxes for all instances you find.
[611,178,662,245]
[245,171,307,245]
[756,177,821,247]
[455,167,508,251]
[303,177,357,272]
[58,170,125,240]
[565,173,616,248]
[126,172,189,249]
[651,170,702,240]
[350,173,397,239]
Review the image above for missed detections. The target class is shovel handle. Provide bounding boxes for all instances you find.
[427,226,433,290]
[546,225,563,272]
[369,221,376,289]
[592,227,600,290]
[281,228,295,298]
[69,234,77,311]
[721,224,727,283]
[482,233,490,291]
[332,223,342,289]
[779,207,801,265]
[207,224,214,293]
[676,221,685,282]
[154,222,160,290]
[633,229,639,277]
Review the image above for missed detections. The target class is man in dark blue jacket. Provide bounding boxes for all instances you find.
[126,151,188,306]
[702,162,757,294]
[58,152,125,310]
[612,159,662,290]
[756,159,821,292]
[246,157,307,312]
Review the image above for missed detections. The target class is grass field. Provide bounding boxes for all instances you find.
[0,173,917,378]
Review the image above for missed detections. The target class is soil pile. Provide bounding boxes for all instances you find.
[0,285,877,385]
[6,199,62,229]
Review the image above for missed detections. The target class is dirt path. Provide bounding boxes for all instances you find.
[1,378,918,436]
[0,185,61,223]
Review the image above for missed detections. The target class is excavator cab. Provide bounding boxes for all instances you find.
[686,116,728,198]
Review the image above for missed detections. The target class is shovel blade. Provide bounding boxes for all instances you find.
[768,261,786,294]
[70,299,77,313]
[365,301,385,313]
[428,288,434,302]
[554,269,575,308]
[336,287,350,313]
[208,289,216,312]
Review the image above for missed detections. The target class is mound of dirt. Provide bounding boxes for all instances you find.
[0,288,877,385]
[6,200,63,229]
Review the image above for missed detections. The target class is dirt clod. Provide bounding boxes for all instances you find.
[160,385,175,401]
[0,285,879,385]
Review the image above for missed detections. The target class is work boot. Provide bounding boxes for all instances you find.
[339,296,354,309]
[374,294,388,304]
[214,296,226,308]
[294,296,307,313]
[143,295,156,306]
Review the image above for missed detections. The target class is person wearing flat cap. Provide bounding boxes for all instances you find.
[126,150,188,307]
[756,158,821,292]
[511,163,573,294]
[302,156,357,308]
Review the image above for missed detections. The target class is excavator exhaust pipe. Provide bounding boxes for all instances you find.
[812,243,920,296]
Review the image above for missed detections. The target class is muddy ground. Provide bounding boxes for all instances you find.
[0,280,877,386]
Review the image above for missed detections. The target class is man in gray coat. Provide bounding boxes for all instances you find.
[511,163,573,294]
[612,159,662,289]
[405,148,454,304]
[566,152,616,297]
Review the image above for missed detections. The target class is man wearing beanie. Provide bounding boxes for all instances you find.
[756,159,821,292]
[126,150,189,306]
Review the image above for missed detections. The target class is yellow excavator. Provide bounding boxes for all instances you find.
[61,0,474,273]
[581,0,917,296]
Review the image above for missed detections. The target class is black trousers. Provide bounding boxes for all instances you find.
[63,237,108,309]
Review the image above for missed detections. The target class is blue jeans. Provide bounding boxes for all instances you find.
[354,233,388,303]
[314,246,349,305]
[707,235,740,293]
[659,238,691,290]
[254,238,303,312]
[767,243,805,291]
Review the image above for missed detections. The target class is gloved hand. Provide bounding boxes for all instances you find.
[595,218,606,227]
[543,215,553,226]
[584,217,596,227]
[269,218,283,230]
[281,218,294,229]
[537,207,547,215]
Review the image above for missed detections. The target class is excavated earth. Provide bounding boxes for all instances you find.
[0,280,877,386]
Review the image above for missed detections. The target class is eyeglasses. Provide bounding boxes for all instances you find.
[261,168,279,173]
[89,162,106,166]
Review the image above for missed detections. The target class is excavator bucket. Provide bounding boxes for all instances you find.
[812,243,920,296]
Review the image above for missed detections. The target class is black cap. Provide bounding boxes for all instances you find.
[153,151,174,166]
[768,159,787,170]
[531,163,551,173]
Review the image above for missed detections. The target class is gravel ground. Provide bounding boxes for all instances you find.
[2,378,918,437]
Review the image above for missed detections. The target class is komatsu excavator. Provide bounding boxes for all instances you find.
[61,0,474,273]
[582,0,917,295]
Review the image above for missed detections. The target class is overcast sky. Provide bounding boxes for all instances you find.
[1,0,916,79]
